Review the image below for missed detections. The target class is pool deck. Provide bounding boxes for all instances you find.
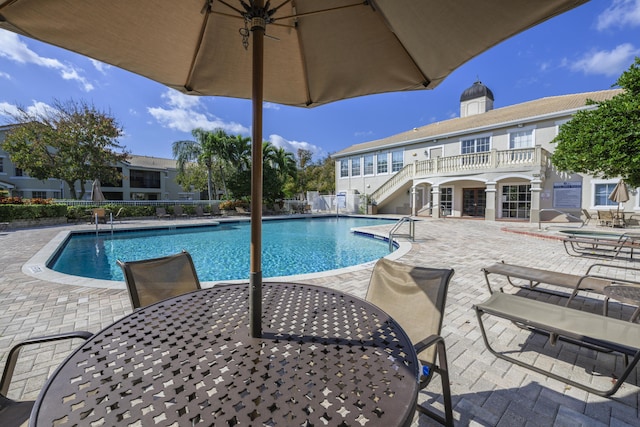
[1,217,639,426]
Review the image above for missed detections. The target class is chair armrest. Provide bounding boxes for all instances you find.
[414,334,444,356]
[1,331,92,395]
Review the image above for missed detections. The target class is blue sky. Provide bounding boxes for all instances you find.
[1,1,639,161]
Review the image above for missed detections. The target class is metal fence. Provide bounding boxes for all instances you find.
[57,194,369,215]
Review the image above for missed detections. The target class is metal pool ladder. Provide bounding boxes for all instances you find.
[388,216,416,250]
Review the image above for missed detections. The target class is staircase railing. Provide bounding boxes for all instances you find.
[388,216,416,251]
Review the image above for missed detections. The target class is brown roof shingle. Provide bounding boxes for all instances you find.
[334,89,622,156]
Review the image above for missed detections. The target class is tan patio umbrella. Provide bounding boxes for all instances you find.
[0,0,588,337]
[90,179,105,203]
[608,179,629,217]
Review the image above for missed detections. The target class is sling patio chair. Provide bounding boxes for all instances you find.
[117,250,202,310]
[173,205,190,219]
[1,331,93,427]
[90,208,107,224]
[581,209,594,226]
[194,205,211,217]
[111,207,125,223]
[155,207,172,219]
[597,210,615,227]
[365,258,455,426]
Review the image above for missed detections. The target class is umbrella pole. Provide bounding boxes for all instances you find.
[249,9,265,338]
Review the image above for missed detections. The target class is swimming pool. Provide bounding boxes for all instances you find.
[50,217,397,282]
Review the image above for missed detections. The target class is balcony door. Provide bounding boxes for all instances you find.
[463,188,486,217]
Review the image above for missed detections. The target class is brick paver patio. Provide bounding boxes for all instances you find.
[1,217,638,426]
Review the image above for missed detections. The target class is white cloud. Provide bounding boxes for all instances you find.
[268,134,324,159]
[0,100,57,119]
[90,58,110,74]
[264,102,280,110]
[161,89,202,109]
[148,89,248,134]
[0,30,94,91]
[0,102,19,118]
[0,71,10,80]
[569,44,640,76]
[597,0,640,31]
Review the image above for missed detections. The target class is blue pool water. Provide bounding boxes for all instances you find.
[50,217,395,282]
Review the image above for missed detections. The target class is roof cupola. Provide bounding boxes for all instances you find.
[460,80,494,117]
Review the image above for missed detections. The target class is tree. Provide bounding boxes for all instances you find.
[2,99,128,199]
[173,128,233,200]
[226,141,298,202]
[552,57,640,187]
[305,154,336,194]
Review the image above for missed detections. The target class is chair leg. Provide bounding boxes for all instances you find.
[417,339,454,427]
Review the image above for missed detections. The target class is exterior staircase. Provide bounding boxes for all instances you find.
[370,146,549,206]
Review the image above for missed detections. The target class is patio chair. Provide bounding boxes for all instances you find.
[194,205,211,217]
[173,205,189,219]
[597,210,614,227]
[90,208,107,224]
[111,207,125,223]
[235,206,250,215]
[581,209,594,226]
[155,207,172,219]
[365,258,455,426]
[117,250,201,310]
[1,331,93,427]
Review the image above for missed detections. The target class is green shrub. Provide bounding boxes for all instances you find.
[0,204,67,221]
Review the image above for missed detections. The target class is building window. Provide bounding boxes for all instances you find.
[0,157,4,173]
[377,153,388,174]
[129,169,161,188]
[363,154,374,175]
[351,157,361,177]
[461,136,490,154]
[594,183,617,206]
[502,184,531,219]
[510,129,533,149]
[391,151,403,172]
[52,191,61,199]
[340,159,349,178]
[32,191,47,199]
[15,167,24,177]
[440,187,453,216]
[509,130,534,161]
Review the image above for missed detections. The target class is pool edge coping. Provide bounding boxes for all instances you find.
[22,217,412,289]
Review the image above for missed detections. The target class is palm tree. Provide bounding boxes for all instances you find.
[272,146,297,182]
[228,134,252,170]
[208,129,232,198]
[173,128,228,201]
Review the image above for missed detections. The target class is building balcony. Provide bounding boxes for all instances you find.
[372,146,550,205]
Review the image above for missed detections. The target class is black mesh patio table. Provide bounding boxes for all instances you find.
[30,283,419,426]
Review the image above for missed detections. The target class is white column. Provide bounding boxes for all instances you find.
[431,186,440,219]
[530,176,542,224]
[411,185,417,216]
[485,182,497,221]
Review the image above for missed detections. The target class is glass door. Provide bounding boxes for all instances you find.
[463,188,486,217]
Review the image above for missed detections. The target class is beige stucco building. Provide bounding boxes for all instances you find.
[333,82,630,223]
[0,125,197,201]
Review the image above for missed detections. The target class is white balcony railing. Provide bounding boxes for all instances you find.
[371,147,547,205]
